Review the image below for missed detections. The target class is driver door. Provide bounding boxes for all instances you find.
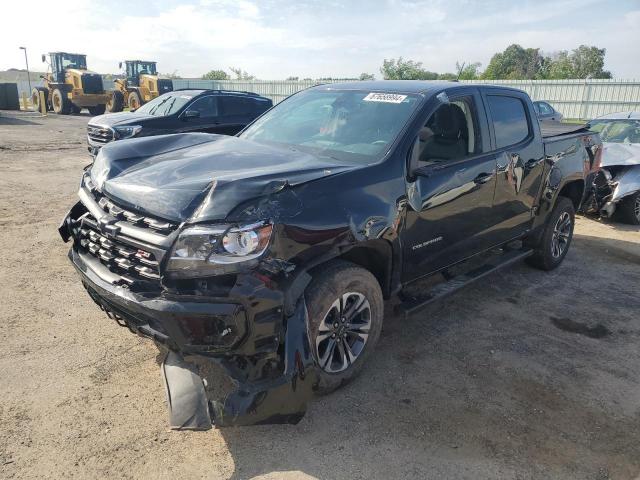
[401,88,501,281]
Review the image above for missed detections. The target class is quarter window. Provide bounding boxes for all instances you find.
[487,95,530,149]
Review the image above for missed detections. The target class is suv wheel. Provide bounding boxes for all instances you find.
[526,196,575,271]
[305,260,383,395]
[615,191,640,225]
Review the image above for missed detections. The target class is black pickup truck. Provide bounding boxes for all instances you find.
[59,81,601,430]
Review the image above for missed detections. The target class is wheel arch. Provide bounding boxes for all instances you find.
[557,179,585,211]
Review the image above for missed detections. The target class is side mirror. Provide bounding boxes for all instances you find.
[119,62,122,69]
[183,110,200,120]
[41,54,46,63]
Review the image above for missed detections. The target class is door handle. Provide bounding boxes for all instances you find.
[473,172,494,184]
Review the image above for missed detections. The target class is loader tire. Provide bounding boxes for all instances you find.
[128,90,142,110]
[107,90,125,112]
[88,104,106,116]
[31,87,48,113]
[51,88,71,115]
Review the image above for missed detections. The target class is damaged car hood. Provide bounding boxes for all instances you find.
[90,133,358,222]
[601,142,640,167]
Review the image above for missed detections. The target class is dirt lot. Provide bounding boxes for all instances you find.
[1,111,639,480]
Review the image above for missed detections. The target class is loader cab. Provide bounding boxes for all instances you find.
[123,60,158,86]
[48,52,87,83]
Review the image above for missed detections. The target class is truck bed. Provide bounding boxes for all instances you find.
[540,121,590,139]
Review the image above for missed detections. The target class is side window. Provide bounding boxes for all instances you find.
[533,102,541,114]
[539,102,553,115]
[252,98,271,115]
[188,96,219,118]
[487,95,530,149]
[417,95,480,164]
[220,96,254,116]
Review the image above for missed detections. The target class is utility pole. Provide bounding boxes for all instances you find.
[19,46,32,94]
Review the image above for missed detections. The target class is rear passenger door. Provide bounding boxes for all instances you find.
[483,90,546,243]
[178,95,227,134]
[217,96,258,135]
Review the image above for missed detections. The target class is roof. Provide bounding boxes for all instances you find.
[124,60,157,64]
[592,111,640,120]
[170,89,265,98]
[49,52,86,56]
[312,80,525,95]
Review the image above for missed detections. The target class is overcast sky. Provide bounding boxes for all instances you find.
[2,0,639,79]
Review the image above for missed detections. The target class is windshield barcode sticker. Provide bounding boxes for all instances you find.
[363,93,407,103]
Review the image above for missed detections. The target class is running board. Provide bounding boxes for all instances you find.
[396,248,533,317]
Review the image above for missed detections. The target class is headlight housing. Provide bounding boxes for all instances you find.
[114,125,142,139]
[166,222,273,277]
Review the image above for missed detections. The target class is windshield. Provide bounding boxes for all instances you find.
[240,89,421,163]
[59,54,87,70]
[589,119,640,144]
[135,92,193,116]
[129,61,157,76]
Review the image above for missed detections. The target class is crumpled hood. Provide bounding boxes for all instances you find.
[601,142,640,167]
[90,133,357,222]
[89,111,157,127]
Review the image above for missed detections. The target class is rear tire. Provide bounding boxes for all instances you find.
[614,192,640,225]
[305,260,384,395]
[128,90,142,110]
[71,104,81,114]
[51,88,71,115]
[88,104,106,116]
[107,90,125,113]
[526,196,575,271]
[31,87,48,112]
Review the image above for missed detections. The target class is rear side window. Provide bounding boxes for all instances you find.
[220,96,255,116]
[487,95,530,149]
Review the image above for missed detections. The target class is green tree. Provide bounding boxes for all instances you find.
[359,72,375,81]
[162,70,182,79]
[380,57,439,80]
[286,76,299,81]
[455,61,481,80]
[201,69,229,80]
[482,44,545,79]
[545,51,574,79]
[230,67,256,80]
[569,45,611,79]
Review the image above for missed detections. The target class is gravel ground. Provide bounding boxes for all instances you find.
[1,111,639,480]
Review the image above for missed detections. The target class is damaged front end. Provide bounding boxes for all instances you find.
[59,174,318,429]
[584,165,640,219]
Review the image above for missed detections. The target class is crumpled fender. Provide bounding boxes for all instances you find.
[611,165,640,202]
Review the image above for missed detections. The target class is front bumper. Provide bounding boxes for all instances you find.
[64,217,316,428]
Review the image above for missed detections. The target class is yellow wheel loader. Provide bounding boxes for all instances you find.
[106,60,173,112]
[32,52,110,115]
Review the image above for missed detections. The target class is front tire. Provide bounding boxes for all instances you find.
[128,90,142,110]
[614,192,640,225]
[305,260,383,395]
[107,90,125,112]
[31,87,48,112]
[526,196,575,271]
[51,88,71,114]
[88,104,106,116]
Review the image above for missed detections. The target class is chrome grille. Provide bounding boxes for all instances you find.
[87,124,114,144]
[77,220,160,282]
[90,189,177,234]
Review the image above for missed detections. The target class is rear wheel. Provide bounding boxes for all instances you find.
[71,104,81,114]
[31,87,48,112]
[614,192,640,225]
[305,260,383,395]
[107,90,125,112]
[128,90,142,110]
[87,104,106,116]
[51,88,71,114]
[526,196,575,271]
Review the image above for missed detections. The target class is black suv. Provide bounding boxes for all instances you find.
[86,89,273,155]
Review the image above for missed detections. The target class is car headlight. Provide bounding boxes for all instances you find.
[114,125,142,139]
[166,222,273,276]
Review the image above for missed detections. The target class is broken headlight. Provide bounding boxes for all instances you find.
[166,222,273,276]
